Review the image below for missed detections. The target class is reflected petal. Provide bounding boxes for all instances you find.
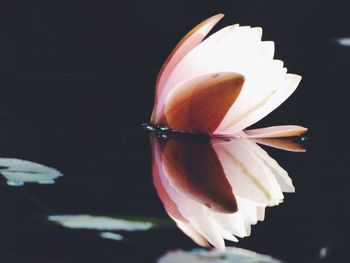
[242,140,294,193]
[162,139,238,213]
[152,148,188,222]
[213,139,285,206]
[175,219,210,247]
[254,138,306,152]
[151,134,300,249]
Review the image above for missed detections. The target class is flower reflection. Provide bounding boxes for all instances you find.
[151,134,304,250]
[151,14,307,138]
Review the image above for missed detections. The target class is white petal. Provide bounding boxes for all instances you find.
[175,219,210,247]
[221,74,302,134]
[218,226,239,242]
[257,206,266,221]
[155,14,224,117]
[156,24,239,121]
[259,41,275,59]
[242,139,295,193]
[216,63,287,133]
[214,212,250,238]
[213,139,284,206]
[157,24,273,121]
[188,212,226,250]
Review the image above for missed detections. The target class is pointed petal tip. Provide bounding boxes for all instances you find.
[197,13,225,34]
[295,126,308,136]
[211,13,225,20]
[213,242,226,251]
[301,126,308,132]
[287,73,302,83]
[154,13,226,121]
[296,147,307,153]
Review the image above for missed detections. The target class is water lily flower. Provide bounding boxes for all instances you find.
[151,135,301,250]
[151,14,307,138]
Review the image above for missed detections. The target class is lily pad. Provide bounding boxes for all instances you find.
[0,158,63,186]
[48,215,170,231]
[158,247,282,263]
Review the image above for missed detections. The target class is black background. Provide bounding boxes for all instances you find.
[0,1,349,262]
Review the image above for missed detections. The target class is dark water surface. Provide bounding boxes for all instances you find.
[2,1,350,262]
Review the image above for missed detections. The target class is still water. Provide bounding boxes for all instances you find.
[3,1,350,261]
[0,107,345,262]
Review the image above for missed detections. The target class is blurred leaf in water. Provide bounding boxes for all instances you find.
[48,214,170,231]
[0,158,62,186]
[100,232,124,241]
[158,247,282,263]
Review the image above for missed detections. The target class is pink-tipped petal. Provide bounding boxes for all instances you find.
[155,23,241,122]
[152,14,224,121]
[152,158,188,222]
[151,137,188,222]
[243,125,308,138]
